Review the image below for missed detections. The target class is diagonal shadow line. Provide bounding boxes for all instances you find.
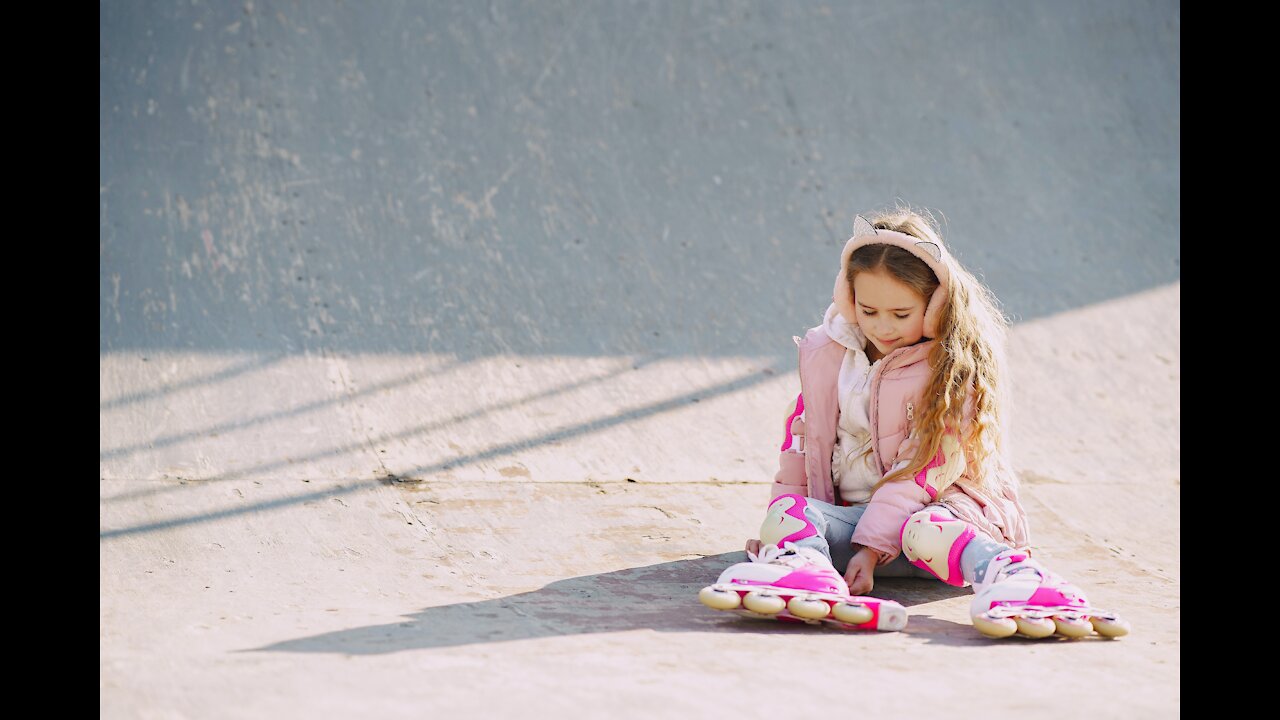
[98,351,675,504]
[99,351,778,497]
[244,554,985,655]
[99,479,375,540]
[99,352,288,412]
[392,359,790,479]
[99,348,684,464]
[98,361,788,539]
[99,356,470,462]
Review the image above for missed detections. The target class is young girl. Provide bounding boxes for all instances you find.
[699,208,1129,639]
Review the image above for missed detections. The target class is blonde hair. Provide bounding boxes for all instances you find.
[846,205,1014,495]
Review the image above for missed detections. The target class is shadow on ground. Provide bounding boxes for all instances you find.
[251,553,1001,655]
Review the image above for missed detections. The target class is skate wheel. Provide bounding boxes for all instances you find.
[1052,616,1093,638]
[699,585,742,611]
[1090,615,1131,638]
[743,591,785,615]
[972,613,1018,639]
[831,602,874,625]
[787,596,831,620]
[1014,616,1056,639]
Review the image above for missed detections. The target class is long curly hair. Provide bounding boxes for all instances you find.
[844,205,1015,495]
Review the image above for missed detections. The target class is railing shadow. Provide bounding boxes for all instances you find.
[99,357,786,539]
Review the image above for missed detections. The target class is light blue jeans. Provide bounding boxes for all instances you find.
[780,496,1012,585]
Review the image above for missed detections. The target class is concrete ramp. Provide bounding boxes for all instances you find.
[101,1,1179,717]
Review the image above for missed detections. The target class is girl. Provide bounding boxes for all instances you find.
[699,208,1129,639]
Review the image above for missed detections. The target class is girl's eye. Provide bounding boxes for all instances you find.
[862,311,911,320]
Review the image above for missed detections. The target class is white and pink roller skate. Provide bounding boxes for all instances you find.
[970,549,1131,639]
[698,542,908,631]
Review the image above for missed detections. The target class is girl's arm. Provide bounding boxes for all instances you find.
[852,385,980,564]
[849,429,968,565]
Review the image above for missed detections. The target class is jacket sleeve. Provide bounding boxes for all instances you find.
[850,424,970,565]
[771,391,809,498]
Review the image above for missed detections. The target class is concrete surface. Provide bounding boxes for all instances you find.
[100,1,1179,718]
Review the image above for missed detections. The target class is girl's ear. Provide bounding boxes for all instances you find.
[853,214,877,238]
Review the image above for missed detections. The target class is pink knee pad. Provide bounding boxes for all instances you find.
[759,493,819,547]
[900,508,977,587]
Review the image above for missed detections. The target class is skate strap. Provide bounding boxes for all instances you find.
[748,543,790,564]
[748,542,809,566]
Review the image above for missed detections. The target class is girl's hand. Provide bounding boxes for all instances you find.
[745,538,762,557]
[844,548,878,596]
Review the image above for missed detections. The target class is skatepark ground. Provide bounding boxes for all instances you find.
[101,2,1179,717]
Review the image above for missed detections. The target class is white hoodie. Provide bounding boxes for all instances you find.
[820,302,884,504]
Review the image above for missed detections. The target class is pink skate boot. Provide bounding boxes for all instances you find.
[970,549,1131,639]
[698,542,908,631]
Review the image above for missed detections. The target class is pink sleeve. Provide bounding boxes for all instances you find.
[850,475,930,565]
[771,452,808,498]
[851,426,969,565]
[771,392,808,497]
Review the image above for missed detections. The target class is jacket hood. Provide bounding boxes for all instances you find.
[821,302,869,352]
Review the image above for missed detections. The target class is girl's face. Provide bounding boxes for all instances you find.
[852,269,927,355]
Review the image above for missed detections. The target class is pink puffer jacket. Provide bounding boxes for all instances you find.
[773,319,1033,566]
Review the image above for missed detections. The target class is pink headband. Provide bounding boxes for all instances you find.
[832,215,952,339]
